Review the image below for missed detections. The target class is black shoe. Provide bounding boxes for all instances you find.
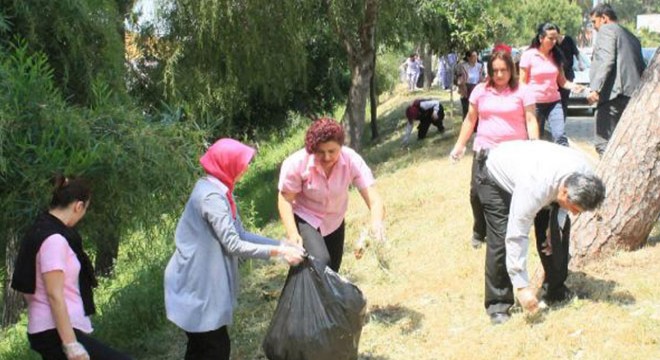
[490,312,510,325]
[542,286,576,305]
[471,235,485,249]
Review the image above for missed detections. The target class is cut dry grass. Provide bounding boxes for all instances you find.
[146,85,660,359]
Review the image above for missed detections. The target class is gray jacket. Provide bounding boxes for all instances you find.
[164,176,279,332]
[590,23,645,103]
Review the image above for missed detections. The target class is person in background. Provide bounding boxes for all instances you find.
[278,118,386,272]
[556,26,583,118]
[520,22,584,146]
[403,98,445,145]
[401,53,423,92]
[456,50,485,119]
[11,175,132,360]
[479,140,605,324]
[450,51,539,324]
[437,55,449,90]
[587,3,645,156]
[164,138,304,360]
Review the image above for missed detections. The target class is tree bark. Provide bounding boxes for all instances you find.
[570,49,660,268]
[2,229,25,328]
[330,0,379,152]
[422,44,433,89]
[369,29,378,140]
[94,226,121,277]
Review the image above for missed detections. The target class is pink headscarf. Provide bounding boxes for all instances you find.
[199,138,256,218]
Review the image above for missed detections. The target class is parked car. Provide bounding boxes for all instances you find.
[642,47,658,66]
[567,48,593,112]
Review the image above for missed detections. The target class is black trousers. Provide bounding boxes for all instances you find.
[27,328,132,360]
[185,326,230,360]
[295,215,345,272]
[417,111,445,140]
[534,204,571,301]
[460,83,477,118]
[595,95,630,156]
[559,87,570,119]
[475,160,514,315]
[470,152,487,241]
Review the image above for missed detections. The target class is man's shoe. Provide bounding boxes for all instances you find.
[490,312,510,325]
[471,235,485,249]
[542,286,576,305]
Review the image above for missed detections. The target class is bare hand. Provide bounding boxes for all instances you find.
[572,84,586,94]
[587,91,599,105]
[449,146,465,164]
[541,240,553,256]
[370,221,386,243]
[517,287,539,314]
[287,233,303,247]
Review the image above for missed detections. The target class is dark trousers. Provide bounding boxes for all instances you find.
[417,115,445,139]
[295,215,345,272]
[27,329,132,360]
[185,326,230,360]
[470,152,487,241]
[595,95,630,156]
[475,154,514,315]
[460,83,477,118]
[534,204,571,301]
[559,87,570,119]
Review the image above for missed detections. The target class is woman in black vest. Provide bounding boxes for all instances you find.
[11,175,131,360]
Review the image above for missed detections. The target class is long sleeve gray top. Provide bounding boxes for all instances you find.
[486,141,594,289]
[164,176,279,332]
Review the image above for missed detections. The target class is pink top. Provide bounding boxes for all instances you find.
[279,147,375,236]
[519,48,561,103]
[469,83,535,151]
[25,234,93,334]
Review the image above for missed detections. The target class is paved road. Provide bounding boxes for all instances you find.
[566,108,596,143]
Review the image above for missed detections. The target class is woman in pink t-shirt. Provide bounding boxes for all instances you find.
[278,118,385,272]
[519,22,584,146]
[449,51,540,324]
[11,176,131,360]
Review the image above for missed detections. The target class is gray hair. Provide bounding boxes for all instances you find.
[564,172,606,210]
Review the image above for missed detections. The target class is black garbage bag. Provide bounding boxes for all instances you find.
[262,256,367,360]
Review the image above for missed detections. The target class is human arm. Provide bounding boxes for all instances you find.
[235,215,279,246]
[43,271,89,360]
[557,70,584,93]
[277,191,303,246]
[358,185,386,241]
[524,104,540,140]
[589,26,616,103]
[204,193,303,264]
[519,67,528,84]
[449,102,478,162]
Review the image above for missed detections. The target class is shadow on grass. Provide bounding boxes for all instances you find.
[367,303,424,335]
[568,270,636,305]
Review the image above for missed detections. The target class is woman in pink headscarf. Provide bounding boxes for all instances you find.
[164,138,304,360]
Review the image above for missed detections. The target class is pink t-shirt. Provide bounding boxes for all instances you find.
[519,48,561,103]
[25,234,93,334]
[469,83,535,151]
[279,146,375,236]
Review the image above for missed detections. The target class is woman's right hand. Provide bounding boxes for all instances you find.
[63,341,89,360]
[450,146,465,163]
[277,243,305,266]
[287,233,303,247]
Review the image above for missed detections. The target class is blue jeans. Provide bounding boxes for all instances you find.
[536,101,568,146]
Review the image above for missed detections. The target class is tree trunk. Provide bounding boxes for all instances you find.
[337,0,379,152]
[369,30,378,140]
[570,49,660,268]
[422,44,433,89]
[2,229,25,328]
[94,226,121,277]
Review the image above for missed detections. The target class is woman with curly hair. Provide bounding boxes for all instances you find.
[278,118,385,272]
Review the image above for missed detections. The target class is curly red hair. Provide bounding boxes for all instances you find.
[304,118,345,154]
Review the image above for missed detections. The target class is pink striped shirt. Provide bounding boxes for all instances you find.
[279,147,375,236]
[25,234,93,334]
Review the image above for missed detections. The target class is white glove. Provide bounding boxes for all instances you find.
[62,341,89,360]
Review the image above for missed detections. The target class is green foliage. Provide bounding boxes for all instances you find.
[1,0,128,106]
[0,38,205,279]
[637,28,660,48]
